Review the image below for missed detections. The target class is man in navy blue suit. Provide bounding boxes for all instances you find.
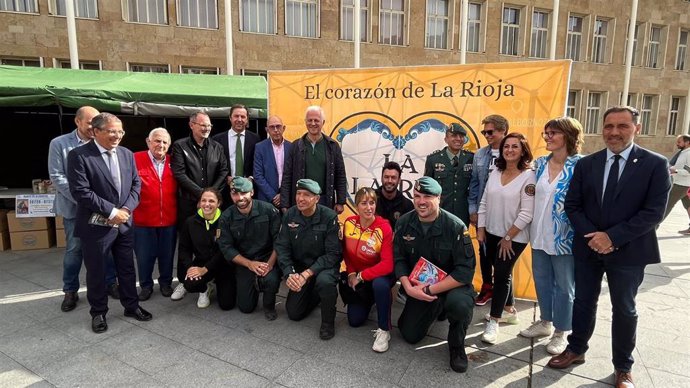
[547,106,671,388]
[253,116,292,207]
[67,112,152,333]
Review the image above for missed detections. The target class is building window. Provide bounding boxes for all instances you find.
[340,0,368,42]
[466,2,482,52]
[285,0,318,38]
[124,0,167,25]
[0,0,37,13]
[56,59,101,70]
[178,0,218,28]
[379,0,406,46]
[624,23,642,66]
[240,0,275,34]
[129,63,170,73]
[647,26,662,68]
[500,6,521,56]
[0,57,41,66]
[566,90,580,120]
[181,65,219,74]
[529,10,548,58]
[668,96,682,135]
[241,69,268,79]
[565,14,583,61]
[425,0,449,49]
[640,94,657,135]
[591,18,609,64]
[585,91,603,134]
[50,0,98,18]
[676,30,688,70]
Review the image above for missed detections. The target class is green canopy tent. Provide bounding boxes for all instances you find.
[0,65,267,118]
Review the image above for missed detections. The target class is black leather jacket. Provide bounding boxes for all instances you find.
[171,135,229,202]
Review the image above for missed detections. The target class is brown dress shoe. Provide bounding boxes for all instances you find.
[615,370,634,388]
[547,350,585,369]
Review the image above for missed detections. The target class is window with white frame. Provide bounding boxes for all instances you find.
[1,57,41,66]
[640,94,657,135]
[676,30,688,70]
[591,18,609,64]
[668,96,682,135]
[647,25,663,68]
[425,0,449,49]
[530,10,549,58]
[624,23,642,66]
[56,59,101,70]
[565,14,583,61]
[178,0,218,28]
[379,0,406,46]
[566,90,580,120]
[285,0,318,38]
[585,91,603,134]
[129,63,170,73]
[340,0,369,42]
[500,6,521,56]
[623,92,637,107]
[124,0,167,25]
[181,65,219,74]
[241,69,268,79]
[51,0,98,18]
[0,0,37,12]
[241,0,275,34]
[466,2,482,52]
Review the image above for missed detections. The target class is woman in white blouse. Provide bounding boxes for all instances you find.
[477,132,535,344]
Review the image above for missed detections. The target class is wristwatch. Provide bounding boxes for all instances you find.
[356,272,363,283]
[504,235,512,241]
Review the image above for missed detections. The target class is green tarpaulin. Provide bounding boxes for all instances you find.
[0,65,268,118]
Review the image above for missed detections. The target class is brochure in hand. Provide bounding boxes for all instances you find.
[89,213,119,228]
[409,257,447,285]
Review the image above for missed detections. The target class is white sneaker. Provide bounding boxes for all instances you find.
[170,283,187,301]
[197,283,214,308]
[372,329,391,353]
[484,309,519,325]
[519,320,554,338]
[546,332,568,355]
[482,319,499,344]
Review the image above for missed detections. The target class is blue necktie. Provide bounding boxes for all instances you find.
[107,150,121,197]
[601,154,621,225]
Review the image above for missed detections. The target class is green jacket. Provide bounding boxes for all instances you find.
[217,199,281,264]
[424,147,474,225]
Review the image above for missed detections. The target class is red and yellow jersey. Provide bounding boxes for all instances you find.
[342,215,394,281]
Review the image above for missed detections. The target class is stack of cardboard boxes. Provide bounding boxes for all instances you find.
[56,216,66,248]
[7,211,55,250]
[0,210,9,251]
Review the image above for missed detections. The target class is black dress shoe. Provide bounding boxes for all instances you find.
[107,284,120,300]
[124,307,153,321]
[92,314,108,333]
[319,322,335,340]
[160,284,173,297]
[138,287,153,301]
[61,291,79,312]
[264,308,277,321]
[449,346,468,373]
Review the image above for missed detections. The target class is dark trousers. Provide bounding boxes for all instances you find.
[182,259,237,311]
[285,268,338,324]
[567,255,645,372]
[82,228,139,317]
[133,225,177,289]
[235,265,281,313]
[339,274,395,330]
[479,240,493,286]
[485,233,527,318]
[398,285,474,348]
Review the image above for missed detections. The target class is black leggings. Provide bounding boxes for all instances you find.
[485,233,527,318]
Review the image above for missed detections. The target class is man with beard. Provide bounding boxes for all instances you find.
[375,161,414,230]
[218,177,282,320]
[661,134,690,233]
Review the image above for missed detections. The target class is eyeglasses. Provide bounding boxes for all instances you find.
[481,130,495,136]
[267,124,283,131]
[193,122,213,129]
[542,130,563,139]
[103,129,125,136]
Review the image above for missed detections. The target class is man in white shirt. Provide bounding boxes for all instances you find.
[661,134,690,234]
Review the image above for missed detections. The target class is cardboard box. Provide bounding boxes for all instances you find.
[55,216,64,230]
[7,211,50,232]
[10,229,55,251]
[0,230,9,251]
[56,228,66,248]
[0,209,8,231]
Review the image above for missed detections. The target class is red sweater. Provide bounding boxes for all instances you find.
[132,151,178,227]
[342,215,393,281]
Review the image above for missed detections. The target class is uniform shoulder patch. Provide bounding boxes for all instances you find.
[430,149,444,155]
[525,183,536,196]
[287,222,299,229]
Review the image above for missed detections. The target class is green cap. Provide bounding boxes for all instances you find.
[230,176,253,193]
[296,179,321,195]
[447,122,467,135]
[414,176,442,196]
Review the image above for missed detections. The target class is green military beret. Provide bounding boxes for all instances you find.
[296,179,321,195]
[414,176,442,196]
[230,176,253,193]
[447,122,468,135]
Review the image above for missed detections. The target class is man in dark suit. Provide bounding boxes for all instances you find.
[253,115,292,207]
[547,106,671,388]
[67,112,153,333]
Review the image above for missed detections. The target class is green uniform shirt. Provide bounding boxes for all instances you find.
[275,204,341,276]
[424,147,474,225]
[393,208,475,285]
[304,137,327,194]
[217,199,281,263]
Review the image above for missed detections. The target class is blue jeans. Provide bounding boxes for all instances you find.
[133,225,177,289]
[62,218,117,292]
[346,275,395,330]
[531,249,575,331]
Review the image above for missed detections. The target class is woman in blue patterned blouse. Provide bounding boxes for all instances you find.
[519,117,584,355]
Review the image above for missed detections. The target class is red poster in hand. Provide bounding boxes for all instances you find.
[409,257,447,285]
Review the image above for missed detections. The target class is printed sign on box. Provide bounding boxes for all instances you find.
[15,194,55,218]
